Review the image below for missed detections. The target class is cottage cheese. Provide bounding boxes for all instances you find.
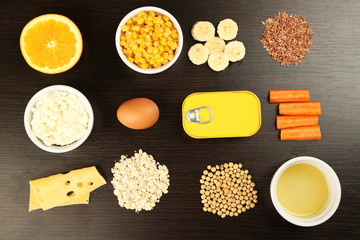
[31,91,89,146]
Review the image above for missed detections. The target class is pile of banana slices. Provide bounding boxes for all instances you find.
[188,19,246,72]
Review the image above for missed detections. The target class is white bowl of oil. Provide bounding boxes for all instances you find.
[270,156,341,227]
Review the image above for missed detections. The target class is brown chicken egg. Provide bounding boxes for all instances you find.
[117,98,159,130]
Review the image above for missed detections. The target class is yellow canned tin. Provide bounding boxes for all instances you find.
[182,91,261,139]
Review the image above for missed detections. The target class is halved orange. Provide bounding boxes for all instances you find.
[20,14,83,74]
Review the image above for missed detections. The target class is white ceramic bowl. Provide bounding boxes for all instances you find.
[270,156,341,227]
[115,6,183,74]
[24,85,94,153]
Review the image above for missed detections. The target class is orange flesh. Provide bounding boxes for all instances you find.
[23,19,77,70]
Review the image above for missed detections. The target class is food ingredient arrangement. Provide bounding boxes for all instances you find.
[182,91,261,138]
[20,14,83,74]
[31,91,89,146]
[269,90,322,140]
[111,150,170,212]
[261,11,313,67]
[117,98,159,130]
[120,11,179,69]
[20,7,340,227]
[188,19,246,71]
[276,163,329,218]
[29,166,106,211]
[200,163,257,218]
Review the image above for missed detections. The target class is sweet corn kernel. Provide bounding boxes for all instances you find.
[153,62,161,68]
[121,25,129,32]
[172,32,179,39]
[133,25,140,32]
[160,38,167,46]
[147,46,154,53]
[137,17,145,25]
[170,42,178,50]
[131,44,138,51]
[143,52,149,59]
[167,40,174,47]
[149,11,155,17]
[158,45,165,52]
[163,15,169,21]
[145,34,151,41]
[127,56,134,63]
[125,32,132,38]
[163,32,170,38]
[153,16,160,24]
[138,11,146,17]
[126,19,133,25]
[154,26,162,33]
[120,40,127,46]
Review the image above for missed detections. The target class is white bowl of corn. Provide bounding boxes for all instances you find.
[115,6,183,74]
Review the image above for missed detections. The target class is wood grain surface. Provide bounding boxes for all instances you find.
[1,0,359,239]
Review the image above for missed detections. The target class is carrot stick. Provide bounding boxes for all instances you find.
[269,90,310,103]
[279,102,321,115]
[277,115,318,129]
[281,125,321,140]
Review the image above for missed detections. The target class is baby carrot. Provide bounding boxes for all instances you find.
[281,125,321,140]
[277,115,318,129]
[269,90,310,103]
[279,102,322,115]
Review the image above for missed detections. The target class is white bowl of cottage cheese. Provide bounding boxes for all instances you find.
[24,85,94,153]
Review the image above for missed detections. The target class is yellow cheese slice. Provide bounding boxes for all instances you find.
[29,185,90,212]
[29,166,106,211]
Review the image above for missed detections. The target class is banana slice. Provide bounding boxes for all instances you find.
[191,21,215,42]
[208,52,229,72]
[217,19,238,41]
[224,41,246,62]
[188,43,209,65]
[205,37,226,54]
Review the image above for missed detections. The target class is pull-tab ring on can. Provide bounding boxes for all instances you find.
[186,107,213,124]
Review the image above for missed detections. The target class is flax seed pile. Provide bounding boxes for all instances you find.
[200,162,258,218]
[260,11,313,67]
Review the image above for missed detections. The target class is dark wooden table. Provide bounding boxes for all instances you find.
[1,0,359,239]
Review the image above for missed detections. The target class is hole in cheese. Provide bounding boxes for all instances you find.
[77,183,83,188]
[67,191,75,197]
[65,181,70,185]
[88,182,93,186]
